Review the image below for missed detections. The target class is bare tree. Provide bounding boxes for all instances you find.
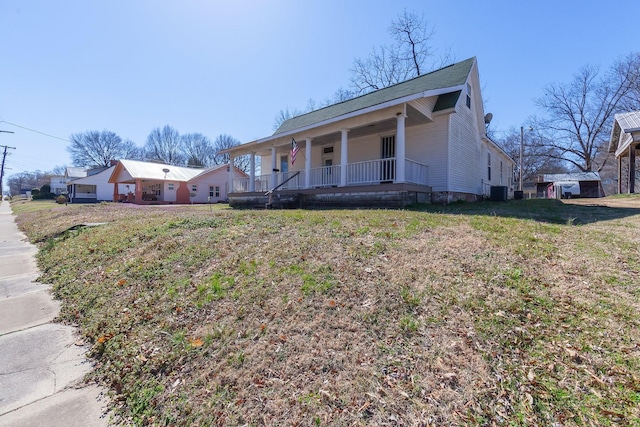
[349,10,447,95]
[67,130,139,168]
[324,88,357,106]
[273,107,304,131]
[615,52,640,111]
[7,170,49,196]
[496,128,567,183]
[272,11,447,129]
[181,133,214,167]
[533,56,638,172]
[212,134,252,173]
[50,165,67,176]
[143,125,183,165]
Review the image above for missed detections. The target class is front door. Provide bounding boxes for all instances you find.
[279,155,289,186]
[381,135,396,182]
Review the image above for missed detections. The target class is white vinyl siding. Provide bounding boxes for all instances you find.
[406,117,449,192]
[448,107,483,194]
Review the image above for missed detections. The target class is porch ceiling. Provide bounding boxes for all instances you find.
[253,103,430,155]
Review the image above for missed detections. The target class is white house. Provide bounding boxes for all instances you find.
[64,167,87,181]
[108,159,246,204]
[49,175,67,195]
[222,57,514,207]
[66,165,129,203]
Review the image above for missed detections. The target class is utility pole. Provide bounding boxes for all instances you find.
[1,130,16,197]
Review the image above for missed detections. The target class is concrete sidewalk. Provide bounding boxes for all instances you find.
[0,200,109,427]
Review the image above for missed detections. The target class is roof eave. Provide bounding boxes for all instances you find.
[482,134,515,164]
[218,140,259,156]
[258,85,466,146]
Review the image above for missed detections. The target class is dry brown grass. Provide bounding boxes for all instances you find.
[12,198,640,426]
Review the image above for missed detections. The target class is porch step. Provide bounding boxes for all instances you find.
[266,193,302,209]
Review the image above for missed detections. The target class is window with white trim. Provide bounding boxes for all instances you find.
[209,186,220,198]
[168,183,174,191]
[466,83,472,108]
[191,184,197,192]
[487,152,492,181]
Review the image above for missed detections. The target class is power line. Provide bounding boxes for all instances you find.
[0,120,71,143]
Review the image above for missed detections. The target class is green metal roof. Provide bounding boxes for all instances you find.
[273,57,475,135]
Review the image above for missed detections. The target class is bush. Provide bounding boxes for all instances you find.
[56,195,68,204]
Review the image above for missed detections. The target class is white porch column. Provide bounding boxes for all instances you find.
[270,146,277,189]
[229,155,235,194]
[305,138,312,189]
[396,111,407,183]
[340,129,349,187]
[249,152,256,192]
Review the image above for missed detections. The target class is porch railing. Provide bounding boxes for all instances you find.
[231,158,429,193]
[232,174,272,193]
[348,158,396,185]
[276,171,305,190]
[405,159,429,185]
[310,165,340,187]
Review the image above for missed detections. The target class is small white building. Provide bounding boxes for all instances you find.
[67,165,129,203]
[49,175,67,195]
[535,172,604,199]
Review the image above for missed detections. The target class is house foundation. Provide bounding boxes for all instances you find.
[229,183,433,209]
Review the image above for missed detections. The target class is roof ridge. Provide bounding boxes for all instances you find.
[273,57,476,136]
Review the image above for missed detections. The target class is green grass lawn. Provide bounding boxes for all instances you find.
[13,198,640,426]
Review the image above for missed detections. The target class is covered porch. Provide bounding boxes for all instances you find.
[226,101,435,207]
[68,183,97,203]
[232,157,429,193]
[112,179,190,204]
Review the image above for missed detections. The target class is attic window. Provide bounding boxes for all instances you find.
[466,83,472,109]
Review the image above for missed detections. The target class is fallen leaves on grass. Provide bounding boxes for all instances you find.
[189,338,204,348]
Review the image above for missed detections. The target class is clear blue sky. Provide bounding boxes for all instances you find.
[1,0,638,185]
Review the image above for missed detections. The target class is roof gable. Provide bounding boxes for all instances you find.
[540,172,601,183]
[273,57,475,136]
[111,160,207,182]
[69,166,116,185]
[433,90,461,112]
[65,167,87,179]
[609,110,640,156]
[108,160,246,183]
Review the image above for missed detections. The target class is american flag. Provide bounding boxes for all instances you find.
[291,138,300,165]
